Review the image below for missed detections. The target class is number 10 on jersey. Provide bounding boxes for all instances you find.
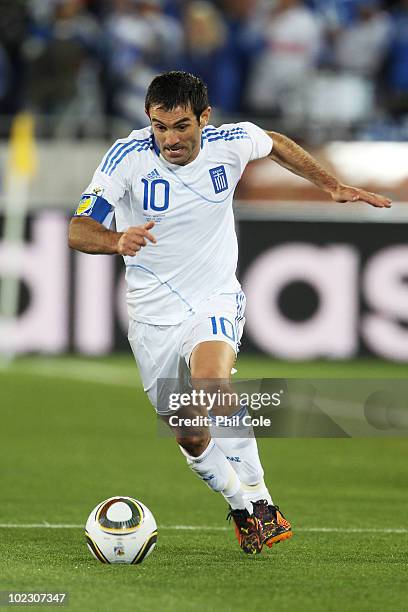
[209,316,236,341]
[142,178,170,212]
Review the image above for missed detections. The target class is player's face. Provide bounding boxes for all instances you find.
[147,104,211,166]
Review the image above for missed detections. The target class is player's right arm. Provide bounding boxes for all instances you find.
[68,135,157,256]
[68,217,156,256]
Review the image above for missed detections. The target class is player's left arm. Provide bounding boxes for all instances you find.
[265,130,392,208]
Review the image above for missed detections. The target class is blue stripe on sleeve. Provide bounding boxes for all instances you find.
[101,136,154,175]
[101,141,129,173]
[202,126,250,144]
[107,138,153,176]
[103,139,138,174]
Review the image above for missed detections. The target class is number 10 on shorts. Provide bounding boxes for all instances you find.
[209,316,235,341]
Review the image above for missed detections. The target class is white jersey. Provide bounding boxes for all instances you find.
[79,122,273,324]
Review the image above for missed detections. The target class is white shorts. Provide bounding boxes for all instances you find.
[128,291,246,415]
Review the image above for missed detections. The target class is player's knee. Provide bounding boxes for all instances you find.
[191,376,230,400]
[177,433,211,458]
[191,364,229,381]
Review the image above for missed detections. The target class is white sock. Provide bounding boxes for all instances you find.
[210,408,273,505]
[179,439,252,511]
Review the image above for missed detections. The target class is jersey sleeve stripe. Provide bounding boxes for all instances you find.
[202,131,247,139]
[106,138,153,176]
[202,126,250,144]
[104,140,138,174]
[202,126,248,136]
[204,134,250,143]
[101,137,153,175]
[101,138,136,173]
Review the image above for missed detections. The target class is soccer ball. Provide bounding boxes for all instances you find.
[85,496,157,564]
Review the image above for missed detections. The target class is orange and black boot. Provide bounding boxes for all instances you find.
[227,507,263,555]
[252,500,293,548]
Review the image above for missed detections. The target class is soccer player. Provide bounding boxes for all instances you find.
[68,71,391,555]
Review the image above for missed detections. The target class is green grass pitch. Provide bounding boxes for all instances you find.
[0,355,407,612]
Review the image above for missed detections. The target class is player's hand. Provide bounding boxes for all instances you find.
[117,221,157,256]
[330,184,392,208]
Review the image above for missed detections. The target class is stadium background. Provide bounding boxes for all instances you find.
[0,2,407,612]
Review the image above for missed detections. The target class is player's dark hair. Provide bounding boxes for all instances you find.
[145,71,209,122]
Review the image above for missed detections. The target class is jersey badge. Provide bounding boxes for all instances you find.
[75,194,97,216]
[92,186,104,196]
[209,165,228,194]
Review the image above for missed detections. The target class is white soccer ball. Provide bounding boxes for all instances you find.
[85,496,157,564]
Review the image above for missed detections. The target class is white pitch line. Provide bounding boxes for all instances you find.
[0,359,143,389]
[0,524,84,529]
[0,524,406,534]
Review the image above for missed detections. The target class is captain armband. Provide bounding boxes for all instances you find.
[74,194,114,226]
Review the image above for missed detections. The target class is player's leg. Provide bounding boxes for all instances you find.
[184,293,292,547]
[161,399,250,515]
[164,339,252,515]
[128,320,240,503]
[189,340,271,502]
[186,339,262,554]
[209,402,293,547]
[186,310,273,506]
[210,416,272,504]
[128,319,261,553]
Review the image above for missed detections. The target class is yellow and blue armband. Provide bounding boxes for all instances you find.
[74,194,114,224]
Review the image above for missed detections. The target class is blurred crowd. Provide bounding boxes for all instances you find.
[0,0,408,140]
